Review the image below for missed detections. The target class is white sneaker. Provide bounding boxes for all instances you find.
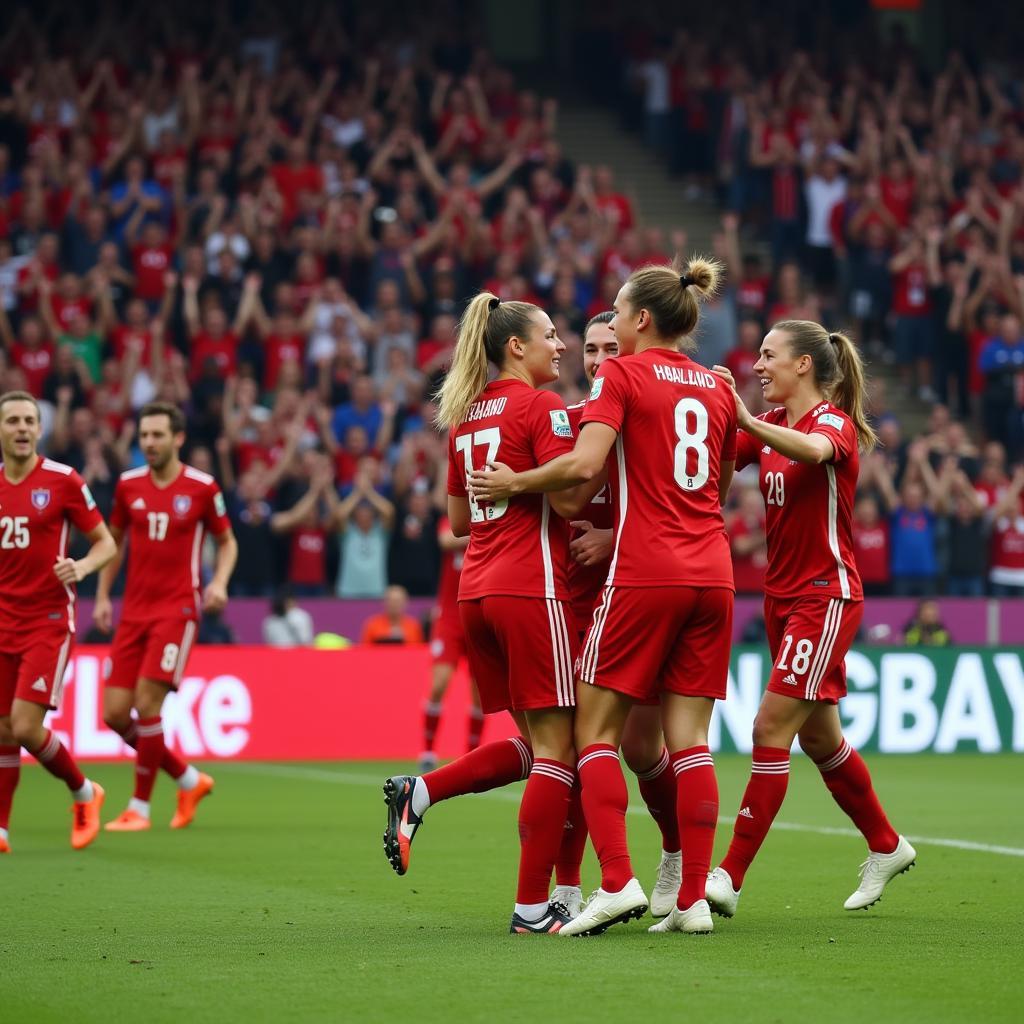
[648,899,713,934]
[705,866,741,918]
[550,885,585,920]
[649,850,682,917]
[844,835,916,910]
[559,878,648,936]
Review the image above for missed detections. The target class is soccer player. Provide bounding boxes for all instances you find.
[384,292,595,934]
[551,311,684,920]
[471,258,736,937]
[418,515,483,771]
[94,402,237,831]
[706,321,916,916]
[0,390,116,852]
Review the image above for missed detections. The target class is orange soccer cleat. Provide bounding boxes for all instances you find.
[71,782,105,850]
[104,808,152,832]
[170,772,214,829]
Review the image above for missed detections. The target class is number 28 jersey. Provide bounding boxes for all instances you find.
[447,378,575,601]
[580,348,737,589]
[110,463,232,623]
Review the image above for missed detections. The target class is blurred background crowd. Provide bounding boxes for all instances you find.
[2,0,1024,608]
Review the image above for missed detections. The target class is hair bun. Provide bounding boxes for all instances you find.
[679,274,695,288]
[487,296,501,311]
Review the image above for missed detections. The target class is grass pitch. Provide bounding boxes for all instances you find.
[2,755,1022,1023]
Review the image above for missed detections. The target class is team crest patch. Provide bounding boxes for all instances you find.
[81,483,96,510]
[31,488,50,510]
[173,495,192,516]
[817,412,845,430]
[214,492,226,517]
[550,409,572,438]
[589,377,604,400]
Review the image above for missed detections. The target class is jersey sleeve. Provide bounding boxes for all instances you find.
[65,470,105,534]
[809,408,856,464]
[722,402,738,462]
[204,482,232,535]
[734,429,761,470]
[447,432,467,497]
[110,479,129,530]
[529,390,577,466]
[579,358,628,434]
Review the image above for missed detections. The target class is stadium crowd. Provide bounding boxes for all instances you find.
[1,2,1023,603]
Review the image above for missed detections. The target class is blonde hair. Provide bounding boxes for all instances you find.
[625,255,721,351]
[435,293,540,428]
[772,320,878,451]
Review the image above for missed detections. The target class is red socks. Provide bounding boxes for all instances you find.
[421,736,532,804]
[0,745,20,830]
[554,779,588,887]
[815,740,899,854]
[516,759,574,904]
[422,701,442,753]
[32,729,85,793]
[671,746,719,909]
[578,743,633,893]
[467,708,485,751]
[634,748,681,854]
[133,716,167,802]
[719,745,790,890]
[121,720,189,781]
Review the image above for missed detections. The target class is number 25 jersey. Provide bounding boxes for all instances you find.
[581,348,737,589]
[447,378,575,601]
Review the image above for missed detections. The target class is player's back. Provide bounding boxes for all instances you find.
[581,348,736,589]
[447,377,573,601]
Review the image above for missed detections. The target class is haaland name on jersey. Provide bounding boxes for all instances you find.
[465,396,509,422]
[651,364,718,388]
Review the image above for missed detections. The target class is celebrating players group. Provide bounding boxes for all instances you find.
[384,255,917,937]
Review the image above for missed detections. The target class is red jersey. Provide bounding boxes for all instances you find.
[132,244,174,301]
[580,349,737,589]
[447,378,574,601]
[566,401,613,626]
[892,265,931,317]
[435,516,465,616]
[190,332,238,380]
[110,463,231,623]
[989,514,1024,587]
[0,457,104,630]
[111,325,154,366]
[12,344,53,396]
[288,526,327,587]
[264,333,306,389]
[729,512,768,594]
[736,402,862,601]
[852,520,890,586]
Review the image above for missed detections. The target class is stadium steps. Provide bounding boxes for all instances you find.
[557,100,721,251]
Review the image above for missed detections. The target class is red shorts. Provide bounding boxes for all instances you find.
[430,608,467,668]
[764,595,864,704]
[105,618,199,691]
[0,627,73,711]
[459,596,578,714]
[577,586,733,702]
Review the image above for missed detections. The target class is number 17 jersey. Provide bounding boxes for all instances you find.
[581,348,737,589]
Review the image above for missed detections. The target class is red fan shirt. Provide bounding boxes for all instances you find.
[0,457,104,630]
[110,464,231,623]
[435,516,465,620]
[735,403,863,601]
[190,331,238,380]
[580,349,737,589]
[131,244,174,302]
[447,378,574,601]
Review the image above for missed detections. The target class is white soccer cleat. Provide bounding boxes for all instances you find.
[844,835,917,910]
[559,878,648,936]
[550,885,585,920]
[647,899,714,934]
[649,850,682,917]
[705,866,741,918]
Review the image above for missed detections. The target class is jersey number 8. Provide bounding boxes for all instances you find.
[673,398,710,491]
[455,428,509,523]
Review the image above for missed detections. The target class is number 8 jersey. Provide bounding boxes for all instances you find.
[447,378,575,601]
[581,349,737,589]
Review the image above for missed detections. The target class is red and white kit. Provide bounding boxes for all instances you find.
[431,515,467,668]
[577,349,737,700]
[0,457,103,710]
[565,401,614,638]
[736,401,864,703]
[106,464,231,690]
[447,378,578,714]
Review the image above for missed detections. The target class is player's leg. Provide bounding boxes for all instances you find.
[420,659,452,772]
[0,654,20,851]
[621,703,680,916]
[466,675,485,753]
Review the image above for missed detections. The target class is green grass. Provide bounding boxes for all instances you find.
[2,756,1022,1023]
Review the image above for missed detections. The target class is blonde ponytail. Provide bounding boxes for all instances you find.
[435,292,540,429]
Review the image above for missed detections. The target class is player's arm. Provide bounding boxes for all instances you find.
[448,495,471,538]
[54,521,117,586]
[203,528,238,613]
[439,520,470,551]
[719,460,736,504]
[468,423,615,511]
[94,522,125,632]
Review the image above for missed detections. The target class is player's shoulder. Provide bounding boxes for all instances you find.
[183,464,218,490]
[808,401,852,431]
[565,399,586,428]
[40,457,75,477]
[758,408,788,426]
[119,465,151,483]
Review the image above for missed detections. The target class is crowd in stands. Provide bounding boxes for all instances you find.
[1,2,1023,604]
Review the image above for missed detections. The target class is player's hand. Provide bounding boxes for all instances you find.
[467,461,519,502]
[93,595,114,633]
[569,522,614,566]
[53,557,86,584]
[712,364,753,428]
[202,581,229,614]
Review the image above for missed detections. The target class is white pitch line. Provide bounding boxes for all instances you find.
[221,762,1024,859]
